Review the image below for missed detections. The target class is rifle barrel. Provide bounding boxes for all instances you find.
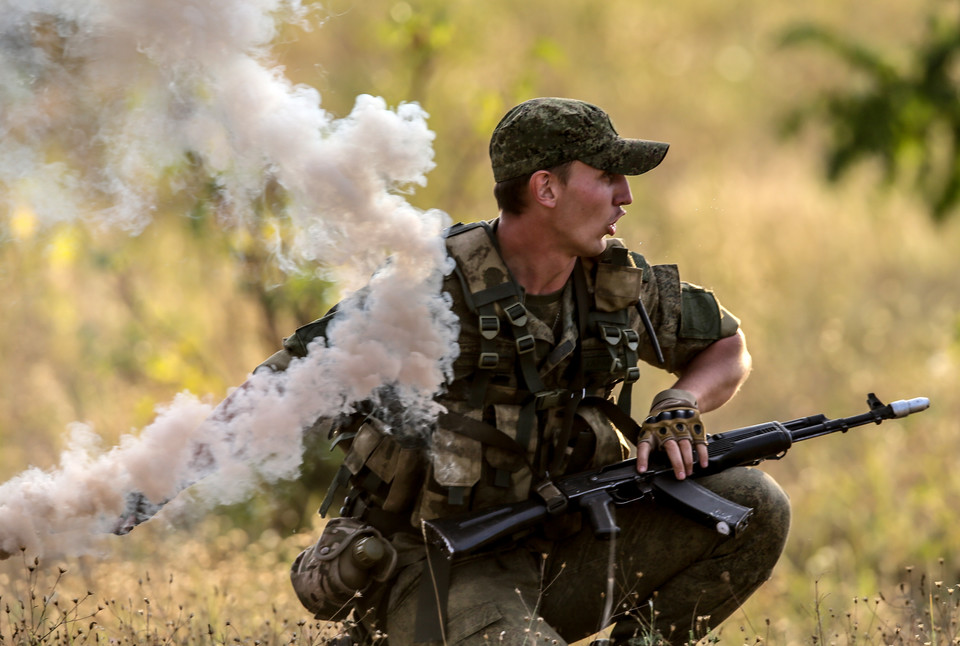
[790,396,930,443]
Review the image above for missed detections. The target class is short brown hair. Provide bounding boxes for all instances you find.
[493,161,574,215]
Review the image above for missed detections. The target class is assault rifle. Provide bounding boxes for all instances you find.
[422,393,930,558]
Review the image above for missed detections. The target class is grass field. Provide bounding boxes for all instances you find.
[2,0,960,644]
[2,517,958,645]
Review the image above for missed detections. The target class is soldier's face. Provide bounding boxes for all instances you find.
[552,161,633,258]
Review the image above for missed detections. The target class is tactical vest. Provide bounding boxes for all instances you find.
[322,219,663,530]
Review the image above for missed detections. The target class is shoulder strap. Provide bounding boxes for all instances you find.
[444,222,549,405]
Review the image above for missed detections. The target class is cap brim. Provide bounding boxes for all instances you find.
[582,138,669,176]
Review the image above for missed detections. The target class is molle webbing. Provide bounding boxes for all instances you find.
[444,222,557,494]
[443,223,651,460]
[445,222,550,407]
[592,245,642,414]
[411,229,650,644]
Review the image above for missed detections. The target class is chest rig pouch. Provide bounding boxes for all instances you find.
[318,222,660,529]
[447,221,648,411]
[428,222,653,513]
[583,242,647,413]
[410,223,662,643]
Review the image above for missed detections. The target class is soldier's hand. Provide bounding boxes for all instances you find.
[636,388,708,478]
[112,491,165,535]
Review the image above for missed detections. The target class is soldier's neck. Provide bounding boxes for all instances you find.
[495,214,576,295]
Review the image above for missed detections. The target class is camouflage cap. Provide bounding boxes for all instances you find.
[490,97,669,182]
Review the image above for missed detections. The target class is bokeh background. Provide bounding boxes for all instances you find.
[2,0,958,643]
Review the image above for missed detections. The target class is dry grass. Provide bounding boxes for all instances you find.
[0,518,339,646]
[2,1,960,644]
[4,550,960,645]
[708,563,960,646]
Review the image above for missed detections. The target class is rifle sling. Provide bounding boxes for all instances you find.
[545,260,589,478]
[417,286,638,643]
[414,543,452,643]
[414,409,532,644]
[437,411,534,462]
[579,395,644,446]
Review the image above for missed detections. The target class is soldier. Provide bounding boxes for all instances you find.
[279,97,791,645]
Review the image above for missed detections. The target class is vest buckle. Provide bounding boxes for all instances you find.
[515,334,536,355]
[503,302,528,327]
[534,389,569,410]
[479,315,500,340]
[599,324,622,346]
[477,352,499,369]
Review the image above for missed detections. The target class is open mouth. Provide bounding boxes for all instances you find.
[607,210,625,236]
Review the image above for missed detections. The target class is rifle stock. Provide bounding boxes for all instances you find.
[421,498,547,555]
[422,393,930,558]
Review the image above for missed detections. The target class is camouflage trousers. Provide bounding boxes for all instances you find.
[362,467,790,646]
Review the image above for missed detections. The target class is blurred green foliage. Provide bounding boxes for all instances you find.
[1,1,960,641]
[780,2,960,221]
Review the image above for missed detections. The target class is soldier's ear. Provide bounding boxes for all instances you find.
[530,170,559,208]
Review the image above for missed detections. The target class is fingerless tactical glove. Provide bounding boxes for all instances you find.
[639,388,706,449]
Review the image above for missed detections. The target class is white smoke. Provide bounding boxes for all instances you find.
[0,0,459,558]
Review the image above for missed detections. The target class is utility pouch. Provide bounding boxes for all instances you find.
[290,517,398,620]
[323,416,426,518]
[594,260,643,311]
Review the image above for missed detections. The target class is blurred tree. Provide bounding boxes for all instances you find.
[779,4,960,222]
[166,172,343,533]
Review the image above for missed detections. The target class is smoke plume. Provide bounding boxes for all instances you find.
[0,0,459,558]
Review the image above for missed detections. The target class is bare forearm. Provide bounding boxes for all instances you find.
[672,330,751,413]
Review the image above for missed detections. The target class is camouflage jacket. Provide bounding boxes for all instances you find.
[262,218,739,530]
